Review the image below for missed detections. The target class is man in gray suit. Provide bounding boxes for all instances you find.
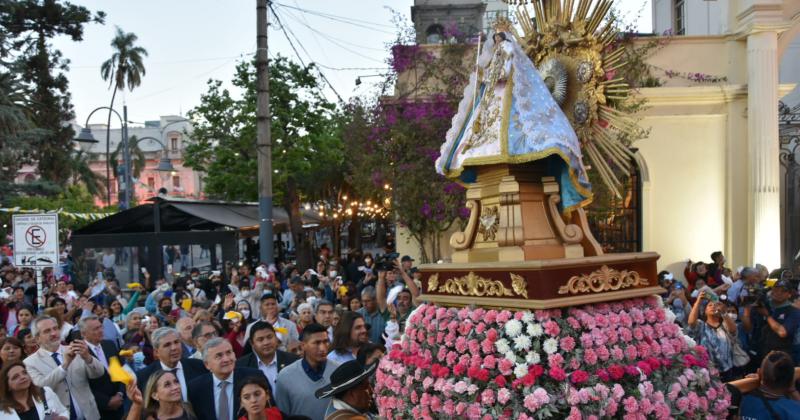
[24,316,105,420]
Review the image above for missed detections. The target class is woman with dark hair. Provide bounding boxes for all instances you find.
[739,351,800,418]
[328,312,368,364]
[688,291,737,381]
[125,370,196,420]
[10,307,33,338]
[14,330,36,358]
[0,338,23,371]
[236,375,301,420]
[0,361,68,419]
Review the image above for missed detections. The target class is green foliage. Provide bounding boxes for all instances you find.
[6,184,104,231]
[100,26,147,91]
[110,135,146,179]
[0,0,104,186]
[184,56,341,203]
[184,55,342,265]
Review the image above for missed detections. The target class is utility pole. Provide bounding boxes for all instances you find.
[256,0,274,264]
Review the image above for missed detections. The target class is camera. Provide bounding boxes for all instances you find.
[376,252,400,271]
[740,283,769,308]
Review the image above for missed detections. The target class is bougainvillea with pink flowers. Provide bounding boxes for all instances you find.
[376,296,730,419]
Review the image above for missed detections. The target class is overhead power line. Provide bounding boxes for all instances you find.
[272,2,396,32]
[269,4,344,103]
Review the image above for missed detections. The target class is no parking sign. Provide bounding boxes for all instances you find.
[13,213,59,267]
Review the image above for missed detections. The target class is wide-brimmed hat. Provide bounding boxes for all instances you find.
[315,360,377,399]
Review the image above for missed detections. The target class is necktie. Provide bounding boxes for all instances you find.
[218,380,230,420]
[94,345,107,367]
[52,352,79,420]
[51,352,61,366]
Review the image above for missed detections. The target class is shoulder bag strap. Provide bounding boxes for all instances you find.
[755,390,782,420]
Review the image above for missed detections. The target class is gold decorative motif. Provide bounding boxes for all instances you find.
[434,272,529,298]
[510,273,528,298]
[477,206,499,241]
[557,265,648,295]
[427,274,440,292]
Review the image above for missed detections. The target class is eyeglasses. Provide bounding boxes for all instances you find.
[200,331,218,340]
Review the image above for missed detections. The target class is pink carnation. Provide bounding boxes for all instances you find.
[543,320,561,336]
[480,389,495,405]
[497,388,512,404]
[549,366,567,381]
[560,336,576,352]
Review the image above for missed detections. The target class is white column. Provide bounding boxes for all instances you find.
[747,30,781,269]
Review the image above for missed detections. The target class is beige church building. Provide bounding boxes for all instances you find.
[397,0,800,279]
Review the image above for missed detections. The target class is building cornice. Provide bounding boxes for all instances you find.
[634,83,797,106]
[733,3,791,39]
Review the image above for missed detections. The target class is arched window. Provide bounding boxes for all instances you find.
[23,174,35,183]
[586,156,643,253]
[426,24,444,44]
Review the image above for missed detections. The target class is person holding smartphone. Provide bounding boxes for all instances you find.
[688,291,738,381]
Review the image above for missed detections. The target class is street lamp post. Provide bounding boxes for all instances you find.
[75,112,188,207]
[74,106,129,208]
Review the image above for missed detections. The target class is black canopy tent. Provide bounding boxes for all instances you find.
[71,196,321,285]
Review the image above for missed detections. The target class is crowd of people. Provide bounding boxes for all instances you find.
[1,244,800,419]
[0,247,420,420]
[659,251,800,417]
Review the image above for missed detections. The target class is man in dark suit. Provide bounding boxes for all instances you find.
[80,316,125,420]
[136,327,208,398]
[189,338,265,420]
[236,320,299,393]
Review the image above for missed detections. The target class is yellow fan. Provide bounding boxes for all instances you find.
[108,356,134,385]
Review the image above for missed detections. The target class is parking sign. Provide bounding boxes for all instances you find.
[13,213,59,267]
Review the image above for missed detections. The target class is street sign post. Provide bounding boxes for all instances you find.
[13,214,59,311]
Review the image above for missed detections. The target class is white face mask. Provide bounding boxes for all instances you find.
[158,283,170,292]
[187,283,195,290]
[240,309,251,319]
[241,290,251,298]
[329,271,337,278]
[727,313,738,321]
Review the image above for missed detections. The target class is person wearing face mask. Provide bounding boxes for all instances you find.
[203,273,231,304]
[229,269,268,321]
[185,279,207,304]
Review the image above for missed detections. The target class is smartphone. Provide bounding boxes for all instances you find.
[212,270,221,276]
[140,267,148,274]
[167,264,173,274]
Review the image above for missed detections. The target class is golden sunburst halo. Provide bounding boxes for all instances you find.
[501,0,638,198]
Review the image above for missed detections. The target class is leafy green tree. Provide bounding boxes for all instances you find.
[6,184,104,231]
[69,150,105,197]
[184,56,341,267]
[0,0,104,186]
[100,26,147,205]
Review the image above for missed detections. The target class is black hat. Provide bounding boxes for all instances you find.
[401,255,414,263]
[773,279,793,291]
[315,360,376,399]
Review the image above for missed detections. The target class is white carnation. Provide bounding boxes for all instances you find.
[513,335,532,351]
[495,338,510,354]
[525,351,541,364]
[505,351,517,362]
[514,363,529,378]
[521,312,535,323]
[504,319,523,337]
[543,338,559,355]
[527,322,543,337]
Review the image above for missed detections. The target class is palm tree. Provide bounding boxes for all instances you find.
[69,150,106,197]
[109,134,146,180]
[100,26,147,206]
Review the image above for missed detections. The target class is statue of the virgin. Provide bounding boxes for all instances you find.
[435,30,592,213]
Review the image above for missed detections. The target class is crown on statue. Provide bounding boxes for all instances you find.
[492,17,514,34]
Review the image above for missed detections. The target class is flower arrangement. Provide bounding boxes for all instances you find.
[376,296,730,419]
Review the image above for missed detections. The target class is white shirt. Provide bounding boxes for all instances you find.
[212,372,234,420]
[256,354,279,396]
[88,342,108,368]
[160,361,187,399]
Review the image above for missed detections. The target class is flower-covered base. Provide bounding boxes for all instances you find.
[376,297,730,419]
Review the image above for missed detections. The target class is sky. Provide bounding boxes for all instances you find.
[53,0,653,128]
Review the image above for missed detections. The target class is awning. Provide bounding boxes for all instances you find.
[73,196,322,235]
